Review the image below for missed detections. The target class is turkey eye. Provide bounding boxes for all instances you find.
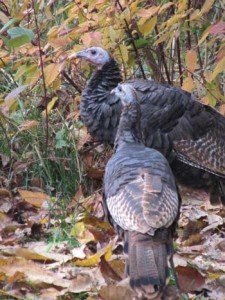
[91,50,96,55]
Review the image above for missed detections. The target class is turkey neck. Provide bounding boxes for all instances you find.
[114,101,143,151]
[83,58,122,99]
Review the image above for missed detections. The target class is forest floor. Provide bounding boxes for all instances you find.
[1,142,225,300]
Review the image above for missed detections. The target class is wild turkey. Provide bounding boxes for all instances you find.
[75,47,225,205]
[103,83,180,299]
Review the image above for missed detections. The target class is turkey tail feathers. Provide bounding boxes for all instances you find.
[126,231,171,299]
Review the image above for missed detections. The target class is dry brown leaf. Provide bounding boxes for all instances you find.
[0,256,70,288]
[15,247,55,261]
[176,266,205,292]
[18,120,40,131]
[68,273,93,293]
[18,189,50,208]
[39,287,66,300]
[183,233,204,246]
[99,285,135,300]
[99,256,123,283]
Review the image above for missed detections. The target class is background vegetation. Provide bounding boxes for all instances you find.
[0,0,225,299]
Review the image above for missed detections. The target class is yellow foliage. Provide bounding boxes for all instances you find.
[44,63,64,87]
[18,189,49,208]
[185,50,197,73]
[138,16,157,37]
[182,76,195,93]
[75,243,113,267]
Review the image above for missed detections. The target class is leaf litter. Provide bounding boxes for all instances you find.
[1,144,225,299]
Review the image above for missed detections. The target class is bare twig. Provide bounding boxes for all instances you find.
[194,32,205,83]
[31,0,49,154]
[155,26,171,84]
[62,71,82,94]
[187,0,192,50]
[176,37,183,86]
[115,0,146,79]
[143,47,166,82]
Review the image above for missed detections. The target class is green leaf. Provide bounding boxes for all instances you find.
[7,26,35,40]
[7,26,35,48]
[0,18,19,34]
[8,35,31,48]
[135,38,149,48]
[55,129,68,149]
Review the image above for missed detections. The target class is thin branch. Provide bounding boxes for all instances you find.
[194,32,205,83]
[31,0,49,154]
[62,71,82,94]
[155,26,171,84]
[115,0,146,79]
[187,0,192,50]
[143,47,166,83]
[176,37,183,86]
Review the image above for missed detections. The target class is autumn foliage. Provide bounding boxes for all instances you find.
[0,0,225,299]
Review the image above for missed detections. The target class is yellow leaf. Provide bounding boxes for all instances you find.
[158,2,174,14]
[45,5,53,20]
[137,6,159,18]
[177,0,188,12]
[164,13,188,28]
[211,56,225,80]
[0,11,9,23]
[154,31,170,45]
[201,0,215,14]
[41,96,58,117]
[15,248,53,261]
[109,26,117,42]
[130,0,139,15]
[18,189,49,208]
[189,9,201,21]
[53,77,61,90]
[70,221,85,237]
[1,98,18,114]
[44,63,64,87]
[204,70,213,83]
[48,37,71,49]
[18,120,40,132]
[81,31,103,47]
[138,16,157,37]
[197,27,210,45]
[119,44,128,63]
[75,243,112,267]
[182,76,195,92]
[185,50,197,73]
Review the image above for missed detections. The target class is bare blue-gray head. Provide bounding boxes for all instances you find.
[74,47,111,69]
[112,83,138,106]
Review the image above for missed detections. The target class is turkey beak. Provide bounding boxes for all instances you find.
[69,50,87,60]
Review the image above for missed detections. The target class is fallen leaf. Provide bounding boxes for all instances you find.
[18,189,50,208]
[75,243,113,267]
[99,285,135,300]
[176,266,205,292]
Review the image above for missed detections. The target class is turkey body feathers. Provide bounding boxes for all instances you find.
[103,87,180,298]
[104,143,179,299]
[104,144,179,234]
[78,48,225,205]
[80,59,122,143]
